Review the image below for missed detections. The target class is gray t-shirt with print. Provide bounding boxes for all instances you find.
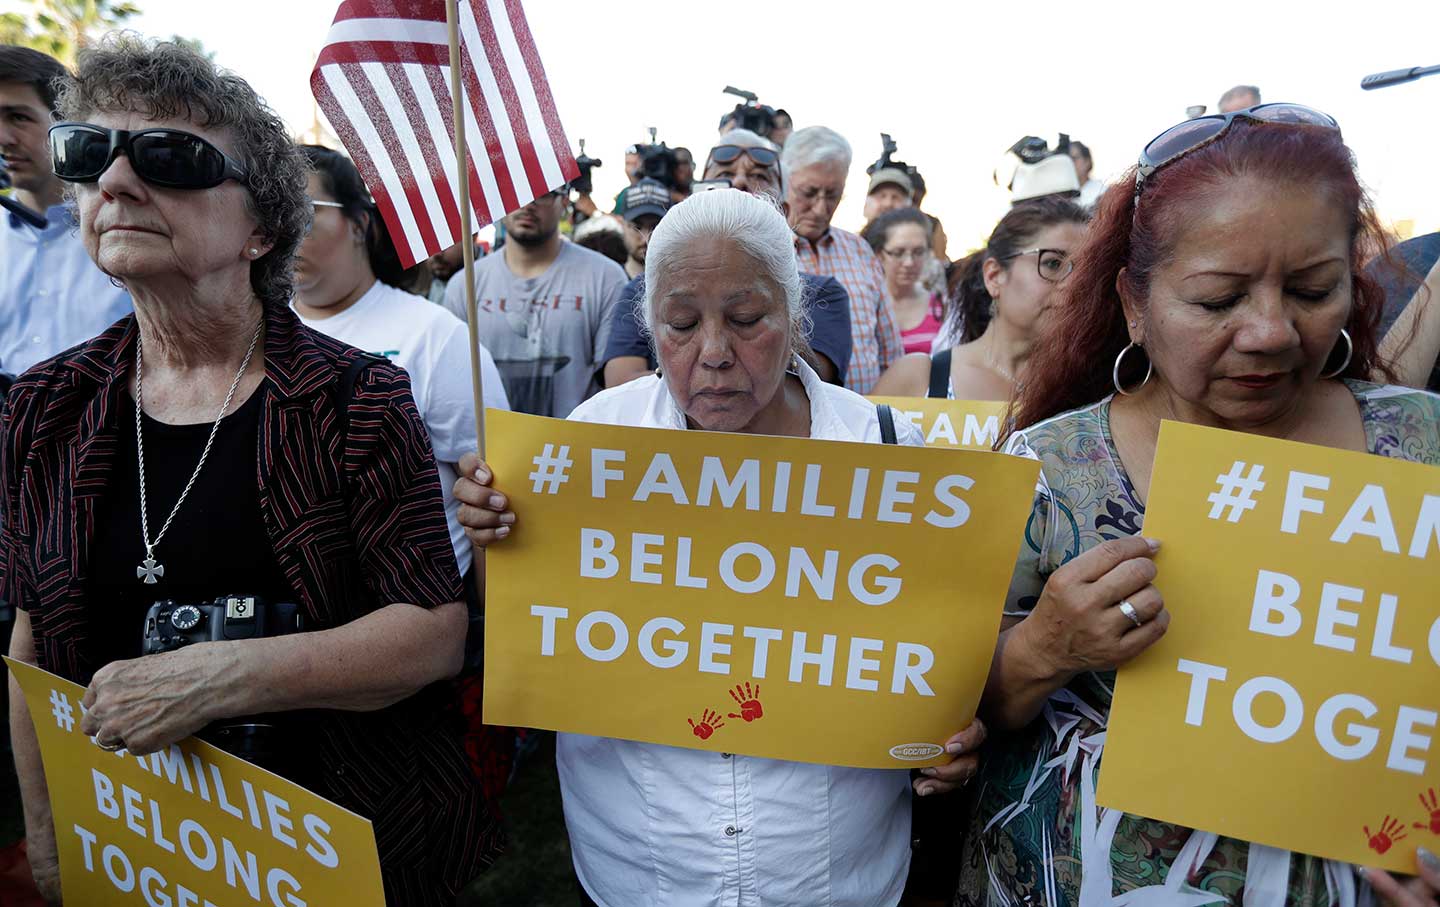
[445,241,627,417]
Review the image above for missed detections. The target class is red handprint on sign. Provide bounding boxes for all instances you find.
[1414,788,1440,834]
[726,682,764,722]
[688,710,725,740]
[1365,816,1408,855]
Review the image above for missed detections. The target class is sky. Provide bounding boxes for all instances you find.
[8,0,1440,251]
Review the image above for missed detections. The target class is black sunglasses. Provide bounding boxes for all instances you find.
[709,144,779,167]
[50,122,249,190]
[1134,103,1339,203]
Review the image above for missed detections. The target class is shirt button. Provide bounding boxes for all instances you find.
[721,752,732,759]
[724,825,738,837]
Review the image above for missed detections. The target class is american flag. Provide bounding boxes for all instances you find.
[310,0,578,268]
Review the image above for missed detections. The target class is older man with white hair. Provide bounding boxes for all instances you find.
[783,126,903,393]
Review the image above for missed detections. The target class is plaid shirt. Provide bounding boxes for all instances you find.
[794,226,903,393]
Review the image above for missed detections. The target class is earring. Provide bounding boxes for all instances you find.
[1129,320,1137,328]
[1112,342,1153,396]
[248,248,259,258]
[1318,328,1353,379]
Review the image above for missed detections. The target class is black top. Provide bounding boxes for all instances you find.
[928,348,953,398]
[85,382,293,671]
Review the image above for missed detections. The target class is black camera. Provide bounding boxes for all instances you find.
[1007,133,1072,165]
[631,127,679,189]
[571,138,602,195]
[143,595,303,769]
[720,86,780,139]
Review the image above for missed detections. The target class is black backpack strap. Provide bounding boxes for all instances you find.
[876,404,898,445]
[928,348,953,399]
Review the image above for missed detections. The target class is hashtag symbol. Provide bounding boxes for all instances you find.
[1207,460,1266,522]
[529,444,574,494]
[49,689,76,733]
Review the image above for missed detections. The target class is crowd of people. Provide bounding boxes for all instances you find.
[0,32,1438,907]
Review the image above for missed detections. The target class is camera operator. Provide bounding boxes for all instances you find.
[862,166,914,223]
[598,129,852,389]
[6,39,498,906]
[0,46,131,376]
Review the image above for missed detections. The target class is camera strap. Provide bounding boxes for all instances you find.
[333,353,388,446]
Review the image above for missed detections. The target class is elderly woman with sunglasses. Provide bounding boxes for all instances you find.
[956,105,1440,907]
[3,38,498,905]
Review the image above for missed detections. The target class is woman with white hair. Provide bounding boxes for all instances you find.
[454,188,985,906]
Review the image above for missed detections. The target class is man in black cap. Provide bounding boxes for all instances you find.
[619,178,670,280]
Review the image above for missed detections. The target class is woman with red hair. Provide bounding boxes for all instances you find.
[959,106,1440,906]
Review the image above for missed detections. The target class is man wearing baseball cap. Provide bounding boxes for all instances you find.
[618,178,670,280]
[862,167,914,223]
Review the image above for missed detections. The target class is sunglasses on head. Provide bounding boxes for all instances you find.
[709,144,779,168]
[50,122,249,190]
[1134,103,1339,204]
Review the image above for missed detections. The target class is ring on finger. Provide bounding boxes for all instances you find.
[1118,600,1145,629]
[97,737,125,752]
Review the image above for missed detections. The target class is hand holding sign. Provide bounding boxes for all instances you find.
[1100,422,1440,874]
[481,409,1040,769]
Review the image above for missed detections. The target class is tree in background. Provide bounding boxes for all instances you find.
[0,1,208,65]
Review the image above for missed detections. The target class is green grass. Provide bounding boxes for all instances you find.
[460,734,580,907]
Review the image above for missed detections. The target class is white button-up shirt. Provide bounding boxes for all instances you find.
[561,360,923,907]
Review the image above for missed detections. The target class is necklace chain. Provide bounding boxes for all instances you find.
[135,321,263,563]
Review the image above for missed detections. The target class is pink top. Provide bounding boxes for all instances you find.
[900,293,945,355]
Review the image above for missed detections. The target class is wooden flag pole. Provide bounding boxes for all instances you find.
[445,0,486,461]
[445,0,488,606]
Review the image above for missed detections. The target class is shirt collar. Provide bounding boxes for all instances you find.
[655,357,851,440]
[792,228,834,255]
[69,301,335,403]
[4,203,73,239]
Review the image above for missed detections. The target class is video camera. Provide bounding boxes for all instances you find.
[632,127,679,190]
[866,133,924,197]
[143,594,303,768]
[571,138,602,195]
[1006,133,1072,165]
[721,86,781,140]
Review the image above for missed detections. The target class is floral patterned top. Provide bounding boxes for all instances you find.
[956,380,1440,907]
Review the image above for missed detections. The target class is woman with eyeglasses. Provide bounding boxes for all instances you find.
[958,106,1440,906]
[4,38,501,905]
[294,145,507,602]
[872,198,1088,400]
[863,207,946,355]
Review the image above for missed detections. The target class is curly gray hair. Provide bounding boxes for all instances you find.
[56,34,310,308]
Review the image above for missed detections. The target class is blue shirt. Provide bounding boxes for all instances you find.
[0,205,132,375]
[599,272,853,385]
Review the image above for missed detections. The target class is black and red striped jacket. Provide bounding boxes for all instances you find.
[0,302,500,905]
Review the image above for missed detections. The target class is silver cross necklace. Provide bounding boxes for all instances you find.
[133,320,263,584]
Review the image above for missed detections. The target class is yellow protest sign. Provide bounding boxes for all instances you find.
[868,397,1007,449]
[1099,421,1440,874]
[4,657,384,906]
[482,409,1039,769]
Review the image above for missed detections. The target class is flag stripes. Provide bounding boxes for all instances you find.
[311,0,578,268]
